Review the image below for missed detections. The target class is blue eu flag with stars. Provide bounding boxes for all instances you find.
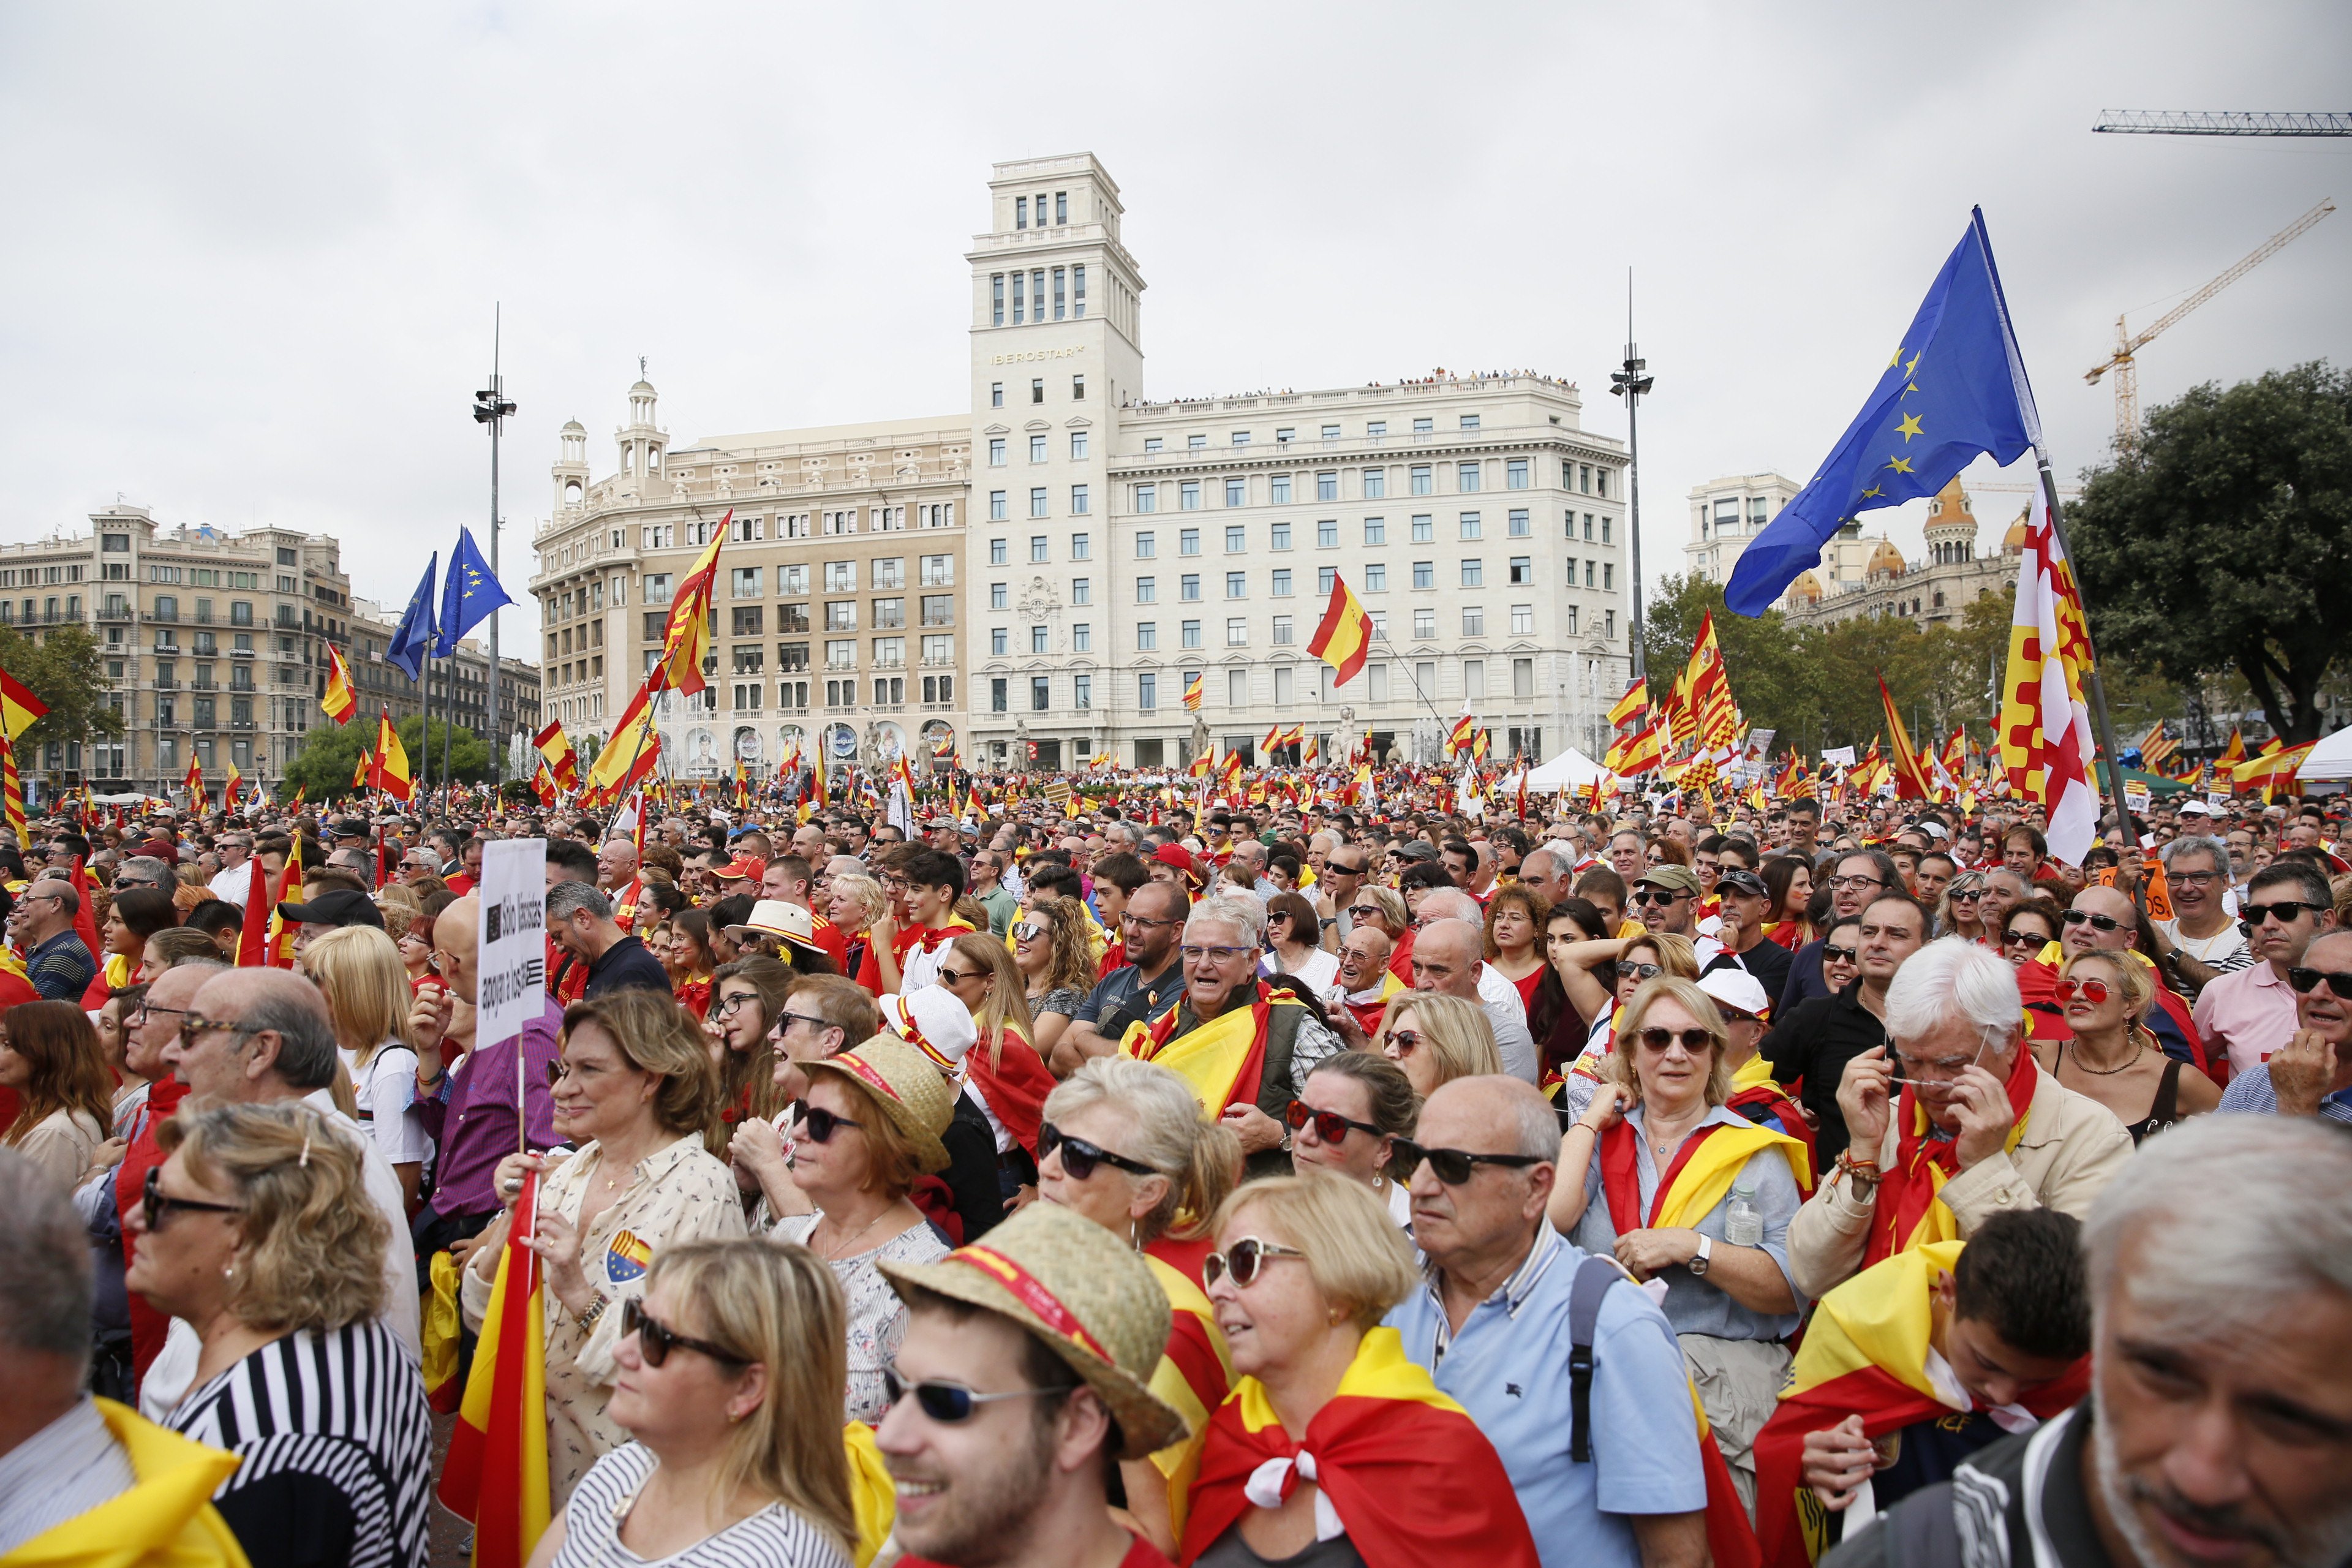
[1725,208,2042,617]
[434,527,517,657]
[386,554,437,682]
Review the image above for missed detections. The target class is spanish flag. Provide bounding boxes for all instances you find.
[0,665,49,741]
[183,756,204,804]
[1305,573,1374,687]
[321,644,358,725]
[352,747,373,793]
[1446,708,1477,758]
[1178,1328,1539,1568]
[1877,675,1936,801]
[233,856,271,968]
[222,763,244,812]
[1121,981,1291,1118]
[1607,676,1649,728]
[583,679,662,805]
[439,1170,552,1568]
[1751,1242,2088,1567]
[1182,672,1204,711]
[533,718,581,790]
[372,708,413,802]
[652,512,728,696]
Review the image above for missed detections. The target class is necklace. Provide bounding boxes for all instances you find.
[817,1205,895,1261]
[2069,1038,2145,1076]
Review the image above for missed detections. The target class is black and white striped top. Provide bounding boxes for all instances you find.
[161,1319,432,1568]
[552,1442,853,1568]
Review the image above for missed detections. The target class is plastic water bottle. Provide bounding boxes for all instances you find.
[1724,1179,1763,1247]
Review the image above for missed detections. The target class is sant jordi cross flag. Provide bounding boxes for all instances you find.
[1726,209,2040,617]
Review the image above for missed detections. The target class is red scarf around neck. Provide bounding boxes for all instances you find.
[1868,1046,2039,1267]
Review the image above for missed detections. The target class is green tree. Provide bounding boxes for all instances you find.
[2066,361,2352,742]
[0,623,126,755]
[279,716,491,801]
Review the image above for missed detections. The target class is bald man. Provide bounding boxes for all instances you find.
[1408,903,1538,1084]
[596,837,645,927]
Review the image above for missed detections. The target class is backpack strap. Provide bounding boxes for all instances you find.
[1567,1253,1632,1463]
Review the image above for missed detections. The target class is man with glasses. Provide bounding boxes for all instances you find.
[1764,893,1931,1169]
[1389,1074,1709,1568]
[873,1202,1189,1568]
[15,878,95,1002]
[1063,881,1189,1072]
[204,834,254,905]
[1778,850,1904,1016]
[967,849,1019,937]
[110,962,215,1385]
[1313,847,1367,951]
[1324,925,1400,1039]
[2196,861,2340,1078]
[2143,834,2251,1000]
[1629,865,1704,946]
[1788,938,2132,1300]
[2218,928,2352,1125]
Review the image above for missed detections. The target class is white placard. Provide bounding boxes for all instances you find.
[2125,786,2152,814]
[475,839,548,1050]
[1821,745,1857,767]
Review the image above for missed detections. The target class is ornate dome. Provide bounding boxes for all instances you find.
[1785,570,1824,605]
[2002,505,2031,555]
[1866,537,1907,579]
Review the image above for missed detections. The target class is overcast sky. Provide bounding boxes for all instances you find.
[4,2,2347,654]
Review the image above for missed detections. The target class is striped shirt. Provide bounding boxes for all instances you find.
[2217,1065,2352,1126]
[0,1396,135,1556]
[552,1442,853,1568]
[161,1318,432,1568]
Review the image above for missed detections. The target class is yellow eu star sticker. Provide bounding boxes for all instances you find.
[1895,413,1924,442]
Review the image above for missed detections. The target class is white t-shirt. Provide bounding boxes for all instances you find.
[339,1042,431,1166]
[208,859,257,907]
[1261,947,1341,996]
[1474,962,1539,1084]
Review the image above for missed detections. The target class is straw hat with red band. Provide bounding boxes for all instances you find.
[878,989,978,1077]
[802,1036,956,1174]
[877,1201,1187,1459]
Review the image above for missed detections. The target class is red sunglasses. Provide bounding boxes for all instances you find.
[2054,978,2113,1005]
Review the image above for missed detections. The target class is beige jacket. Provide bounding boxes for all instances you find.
[1787,1064,2135,1300]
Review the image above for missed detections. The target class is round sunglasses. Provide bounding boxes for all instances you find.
[1037,1121,1159,1182]
[623,1297,745,1368]
[2054,977,2114,1005]
[1202,1235,1309,1290]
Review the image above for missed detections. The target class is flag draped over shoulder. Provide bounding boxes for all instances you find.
[1306,574,1374,685]
[439,1170,551,1568]
[1727,211,2040,617]
[1996,484,2099,864]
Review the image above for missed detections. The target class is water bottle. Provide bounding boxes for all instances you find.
[1724,1179,1763,1248]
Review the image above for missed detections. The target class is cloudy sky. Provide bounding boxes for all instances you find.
[4,2,2346,652]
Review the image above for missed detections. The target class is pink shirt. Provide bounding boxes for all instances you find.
[2193,960,2299,1076]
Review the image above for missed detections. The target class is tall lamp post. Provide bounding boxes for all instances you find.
[1610,281,1654,681]
[473,309,516,790]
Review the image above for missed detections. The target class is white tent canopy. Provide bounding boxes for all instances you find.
[1505,746,1621,792]
[2291,725,2352,782]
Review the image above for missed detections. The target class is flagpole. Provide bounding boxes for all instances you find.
[475,312,517,793]
[2035,454,2141,856]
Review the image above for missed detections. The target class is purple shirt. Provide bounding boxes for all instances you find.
[416,993,564,1217]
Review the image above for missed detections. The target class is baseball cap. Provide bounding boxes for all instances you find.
[1696,967,1771,1023]
[274,888,386,930]
[1633,864,1703,895]
[2178,800,2212,816]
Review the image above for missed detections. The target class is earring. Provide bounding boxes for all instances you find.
[223,1264,236,1279]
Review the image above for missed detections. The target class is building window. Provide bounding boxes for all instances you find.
[1601,517,1613,544]
[1458,462,1482,493]
[1272,616,1294,644]
[1224,525,1246,553]
[1461,560,1484,587]
[1137,622,1158,650]
[1032,379,1044,404]
[989,439,1007,467]
[1317,566,1336,596]
[1015,195,1028,228]
[1071,431,1088,460]
[1071,484,1090,515]
[1188,434,1206,451]
[1271,475,1292,504]
[989,491,1008,522]
[1071,533,1090,560]
[1182,620,1202,649]
[922,554,954,587]
[1072,372,1085,398]
[1317,519,1338,548]
[1225,478,1246,508]
[1314,472,1338,503]
[827,601,858,631]
[1071,578,1091,605]
[992,677,1008,712]
[1137,672,1157,709]
[826,639,856,669]
[1224,617,1246,646]
[1031,536,1050,562]
[1509,557,1533,585]
[873,597,905,628]
[1072,623,1091,652]
[1135,531,1156,559]
[1052,267,1066,320]
[1508,509,1531,538]
[1363,517,1387,546]
[1031,626,1049,654]
[1228,669,1248,706]
[991,381,1004,407]
[1272,568,1293,596]
[1463,660,1485,700]
[1462,606,1485,635]
[1363,564,1386,591]
[1135,483,1158,513]
[1180,529,1200,557]
[922,633,953,665]
[1413,608,1436,639]
[1507,458,1529,489]
[1604,564,1615,590]
[1031,677,1050,710]
[1030,488,1049,519]
[1412,560,1434,590]
[1605,609,1616,639]
[1511,604,1534,634]
[1180,575,1200,601]
[1411,465,1433,496]
[1136,577,1156,603]
[1030,435,1048,464]
[1231,431,1251,448]
[1226,573,1246,599]
[1460,512,1483,540]
[1180,481,1202,510]
[1145,437,1163,454]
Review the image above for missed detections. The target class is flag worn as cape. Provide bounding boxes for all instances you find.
[1121,982,1298,1117]
[1144,1253,1234,1542]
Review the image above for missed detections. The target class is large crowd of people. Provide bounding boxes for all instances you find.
[2,780,2350,1568]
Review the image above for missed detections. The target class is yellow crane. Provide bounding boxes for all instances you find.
[2084,197,2335,453]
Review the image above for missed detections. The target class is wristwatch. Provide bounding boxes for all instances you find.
[575,1294,609,1332]
[1689,1234,1713,1276]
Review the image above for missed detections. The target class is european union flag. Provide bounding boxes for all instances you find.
[386,553,438,682]
[1725,208,2041,617]
[434,527,516,657]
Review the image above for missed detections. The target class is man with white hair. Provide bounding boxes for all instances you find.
[1411,889,1538,1082]
[1787,937,2133,1300]
[1824,1115,2352,1568]
[1518,845,1578,908]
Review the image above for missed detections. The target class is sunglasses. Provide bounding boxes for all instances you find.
[622,1297,745,1368]
[177,1014,262,1047]
[1393,1139,1544,1186]
[1632,889,1686,906]
[934,967,986,987]
[141,1165,243,1229]
[1348,905,1384,920]
[1614,960,1662,980]
[1038,1121,1158,1182]
[1284,1099,1382,1145]
[794,1104,864,1143]
[1821,944,1860,963]
[1202,1235,1310,1290]
[2061,909,2125,933]
[2244,902,2324,927]
[1635,1027,1715,1054]
[2003,929,2049,948]
[1386,1028,1423,1055]
[1012,921,1047,941]
[1948,889,1982,903]
[2054,978,2113,1004]
[883,1363,1061,1424]
[2286,967,2352,997]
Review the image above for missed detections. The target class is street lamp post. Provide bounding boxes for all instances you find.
[1610,281,1655,682]
[473,309,517,792]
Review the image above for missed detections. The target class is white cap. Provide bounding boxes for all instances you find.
[2178,799,2212,816]
[1695,965,1772,1022]
[880,989,977,1074]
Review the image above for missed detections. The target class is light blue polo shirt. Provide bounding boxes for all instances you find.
[1385,1229,1706,1568]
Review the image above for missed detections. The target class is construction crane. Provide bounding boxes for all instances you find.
[2084,197,2336,453]
[2094,110,2352,137]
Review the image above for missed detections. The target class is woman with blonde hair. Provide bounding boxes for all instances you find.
[130,1101,432,1568]
[2036,948,2218,1144]
[1011,894,1095,1061]
[304,924,429,1211]
[826,874,888,989]
[1182,1174,1540,1567]
[527,1239,858,1568]
[475,989,747,1502]
[0,1000,114,1189]
[1548,975,1810,1508]
[1376,990,1501,1098]
[1036,1056,1243,1555]
[935,930,1057,1185]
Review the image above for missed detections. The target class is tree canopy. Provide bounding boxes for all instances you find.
[279,715,491,801]
[2067,361,2352,742]
[0,623,126,756]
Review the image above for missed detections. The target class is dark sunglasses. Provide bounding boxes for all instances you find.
[795,1104,864,1144]
[883,1363,1060,1423]
[1614,960,1662,980]
[2287,967,2352,997]
[2061,909,2125,933]
[2003,929,2049,948]
[1394,1139,1544,1186]
[2244,902,2324,927]
[622,1297,745,1368]
[1635,1027,1715,1054]
[1387,1028,1424,1055]
[1202,1235,1310,1290]
[1038,1121,1158,1181]
[178,1014,262,1047]
[141,1165,243,1229]
[1822,944,1860,963]
[934,967,985,987]
[1284,1099,1382,1145]
[1632,888,1686,906]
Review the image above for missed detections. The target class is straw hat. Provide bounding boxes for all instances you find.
[878,1202,1187,1459]
[725,898,827,963]
[802,1036,956,1174]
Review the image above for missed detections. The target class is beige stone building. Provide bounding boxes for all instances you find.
[1779,478,2026,630]
[1682,472,1804,590]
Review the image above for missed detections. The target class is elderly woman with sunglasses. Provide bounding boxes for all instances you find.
[1547,976,1811,1509]
[1288,1052,1419,1228]
[2034,948,2217,1145]
[526,1239,859,1568]
[1259,892,1340,996]
[474,990,748,1504]
[1035,1057,1242,1556]
[1376,990,1500,1099]
[1182,1173,1542,1568]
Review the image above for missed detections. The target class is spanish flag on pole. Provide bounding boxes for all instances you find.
[321,644,358,725]
[352,747,373,794]
[584,678,663,805]
[1182,672,1204,712]
[1607,676,1649,729]
[533,718,581,791]
[1877,675,1936,801]
[0,731,25,842]
[372,708,413,802]
[0,666,49,742]
[439,1170,552,1568]
[1306,573,1374,687]
[652,512,729,696]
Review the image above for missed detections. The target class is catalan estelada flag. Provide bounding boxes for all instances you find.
[372,708,413,802]
[1751,1242,2088,1567]
[321,644,358,725]
[1306,574,1374,686]
[439,1169,552,1568]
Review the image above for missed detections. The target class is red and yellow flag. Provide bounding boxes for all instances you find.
[438,1171,552,1568]
[1877,676,1935,801]
[0,731,23,842]
[532,719,580,791]
[1607,676,1649,729]
[1305,574,1374,687]
[530,760,559,808]
[222,763,244,813]
[372,709,413,802]
[233,856,271,967]
[183,755,204,804]
[582,678,662,805]
[0,666,49,741]
[352,747,373,793]
[1446,709,1477,758]
[652,513,729,696]
[322,644,358,725]
[1182,672,1204,712]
